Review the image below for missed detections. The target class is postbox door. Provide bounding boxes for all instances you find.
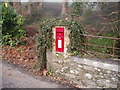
[56,27,64,52]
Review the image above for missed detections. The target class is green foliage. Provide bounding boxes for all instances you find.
[36,18,85,70]
[2,3,25,46]
[68,21,85,55]
[0,3,2,46]
[71,2,84,18]
[46,69,54,76]
[37,18,85,53]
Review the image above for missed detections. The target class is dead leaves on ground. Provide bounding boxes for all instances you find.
[2,37,36,72]
[2,36,81,88]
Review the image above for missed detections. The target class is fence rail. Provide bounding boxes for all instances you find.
[79,34,120,60]
[81,49,120,57]
[80,34,120,40]
[80,43,120,50]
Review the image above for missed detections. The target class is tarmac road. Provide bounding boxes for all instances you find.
[1,61,75,89]
[1,61,110,90]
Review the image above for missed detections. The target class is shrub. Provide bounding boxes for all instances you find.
[71,2,84,17]
[2,2,25,46]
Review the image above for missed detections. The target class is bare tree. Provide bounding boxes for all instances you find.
[27,2,32,17]
[37,2,44,10]
[61,0,68,17]
[12,0,21,9]
[27,0,44,17]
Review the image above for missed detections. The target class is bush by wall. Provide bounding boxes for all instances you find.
[2,3,25,46]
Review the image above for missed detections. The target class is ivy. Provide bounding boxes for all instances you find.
[37,18,85,55]
[36,18,85,70]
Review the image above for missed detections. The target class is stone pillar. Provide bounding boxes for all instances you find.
[47,26,70,72]
[52,26,70,60]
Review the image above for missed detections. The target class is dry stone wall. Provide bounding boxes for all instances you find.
[47,51,119,88]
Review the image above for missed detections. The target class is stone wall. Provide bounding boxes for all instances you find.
[47,51,119,88]
[47,26,120,88]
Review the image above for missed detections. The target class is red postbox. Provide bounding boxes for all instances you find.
[56,27,64,52]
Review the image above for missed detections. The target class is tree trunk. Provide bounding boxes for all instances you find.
[36,39,47,71]
[37,48,47,71]
[61,0,68,17]
[38,2,44,10]
[28,2,31,17]
[36,32,47,71]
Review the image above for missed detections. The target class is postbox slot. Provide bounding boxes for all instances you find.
[56,27,64,33]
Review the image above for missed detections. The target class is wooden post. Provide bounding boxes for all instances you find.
[112,36,116,59]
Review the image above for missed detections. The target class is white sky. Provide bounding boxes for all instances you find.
[21,0,120,2]
[21,0,72,2]
[3,0,120,2]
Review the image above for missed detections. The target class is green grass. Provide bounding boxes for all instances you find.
[86,32,116,58]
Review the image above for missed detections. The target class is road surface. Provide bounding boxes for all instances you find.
[1,61,75,89]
